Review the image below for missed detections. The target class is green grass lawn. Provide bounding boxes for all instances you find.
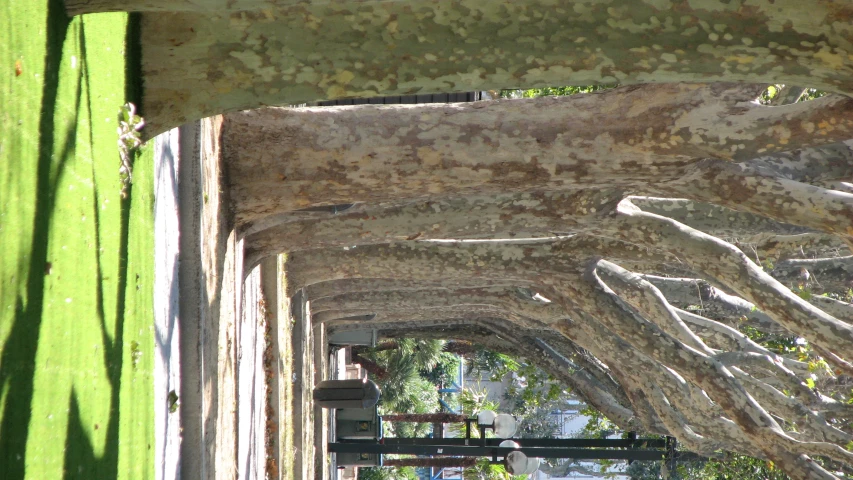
[0,0,154,478]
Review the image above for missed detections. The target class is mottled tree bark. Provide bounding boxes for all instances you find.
[92,0,853,133]
[601,200,853,354]
[572,266,851,476]
[284,236,674,296]
[771,256,853,294]
[317,305,536,329]
[305,278,523,301]
[660,160,853,244]
[640,275,790,335]
[742,140,853,187]
[245,190,848,273]
[310,286,566,324]
[223,83,853,231]
[243,190,622,266]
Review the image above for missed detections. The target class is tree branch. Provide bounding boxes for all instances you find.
[609,200,853,354]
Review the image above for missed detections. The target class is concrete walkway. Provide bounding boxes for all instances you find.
[153,127,182,480]
[153,120,314,480]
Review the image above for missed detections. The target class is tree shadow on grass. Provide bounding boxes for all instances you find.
[0,4,145,477]
[124,13,143,109]
[62,390,99,479]
[61,11,144,480]
[0,0,72,476]
[58,17,126,480]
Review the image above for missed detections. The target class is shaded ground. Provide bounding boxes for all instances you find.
[0,2,154,479]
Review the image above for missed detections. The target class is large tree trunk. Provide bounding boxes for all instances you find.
[350,349,389,380]
[243,190,849,270]
[310,286,567,324]
[222,83,853,236]
[127,0,853,133]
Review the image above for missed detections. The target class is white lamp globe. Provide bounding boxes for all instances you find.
[477,409,496,426]
[505,451,529,475]
[493,413,518,438]
[499,440,520,449]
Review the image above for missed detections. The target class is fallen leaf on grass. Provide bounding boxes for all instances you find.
[15,59,22,76]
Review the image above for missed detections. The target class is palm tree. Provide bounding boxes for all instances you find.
[355,339,449,438]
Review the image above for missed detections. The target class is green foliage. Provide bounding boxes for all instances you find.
[794,285,813,301]
[464,344,585,443]
[446,386,500,439]
[502,365,563,407]
[816,288,853,303]
[466,349,520,380]
[579,404,618,438]
[466,346,563,408]
[500,84,616,98]
[462,456,527,480]
[359,339,447,437]
[465,346,572,439]
[759,85,827,104]
[626,460,665,479]
[420,351,461,386]
[699,456,790,480]
[168,391,180,414]
[513,402,560,439]
[799,88,828,101]
[807,358,831,376]
[358,466,418,480]
[626,459,713,480]
[117,102,145,197]
[130,340,143,370]
[457,386,500,416]
[760,85,781,104]
[380,377,438,438]
[738,325,804,357]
